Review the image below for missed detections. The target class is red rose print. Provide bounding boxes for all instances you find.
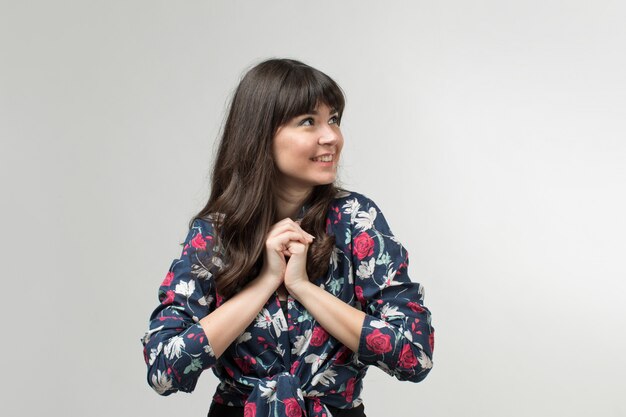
[161,290,175,305]
[162,271,174,287]
[352,232,375,260]
[310,326,329,347]
[284,397,302,417]
[342,377,356,402]
[334,346,351,365]
[190,232,206,250]
[397,344,418,369]
[429,331,435,352]
[312,398,323,413]
[234,357,250,374]
[243,402,256,417]
[365,329,392,354]
[225,366,234,378]
[407,301,425,313]
[290,360,300,374]
[355,286,365,305]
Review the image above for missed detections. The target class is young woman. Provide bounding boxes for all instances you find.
[141,58,435,417]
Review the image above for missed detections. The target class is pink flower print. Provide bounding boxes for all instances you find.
[190,232,206,250]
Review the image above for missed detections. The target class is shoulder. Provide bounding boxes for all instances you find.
[331,189,386,219]
[183,215,225,256]
[187,213,225,239]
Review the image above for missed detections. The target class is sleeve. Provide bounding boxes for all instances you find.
[141,218,221,395]
[348,195,435,382]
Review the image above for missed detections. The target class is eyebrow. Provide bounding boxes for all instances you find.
[306,108,339,116]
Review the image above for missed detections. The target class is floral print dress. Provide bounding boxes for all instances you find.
[141,190,435,417]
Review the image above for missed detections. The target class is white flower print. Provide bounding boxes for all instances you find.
[292,329,312,355]
[197,293,214,307]
[330,247,340,271]
[174,280,195,297]
[151,370,173,395]
[380,264,401,289]
[204,343,215,357]
[255,308,273,330]
[342,198,361,222]
[304,353,328,373]
[353,207,377,230]
[311,368,337,387]
[356,258,375,279]
[347,260,354,285]
[191,263,212,280]
[259,380,278,402]
[303,389,324,397]
[380,303,405,320]
[149,342,163,365]
[275,342,285,357]
[417,350,433,369]
[369,320,389,329]
[142,325,164,344]
[164,336,185,360]
[211,255,224,269]
[272,310,287,338]
[237,332,252,344]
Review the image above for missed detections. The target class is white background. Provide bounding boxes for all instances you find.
[1,1,625,416]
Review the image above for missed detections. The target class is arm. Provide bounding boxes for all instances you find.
[349,195,435,382]
[198,271,279,358]
[141,219,219,395]
[142,217,312,395]
[142,219,279,395]
[287,277,366,352]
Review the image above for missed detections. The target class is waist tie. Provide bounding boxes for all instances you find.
[244,372,333,417]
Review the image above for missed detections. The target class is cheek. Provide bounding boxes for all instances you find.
[337,136,345,155]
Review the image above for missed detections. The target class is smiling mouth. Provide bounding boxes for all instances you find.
[311,154,334,162]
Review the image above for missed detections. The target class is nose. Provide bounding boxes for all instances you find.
[318,124,340,145]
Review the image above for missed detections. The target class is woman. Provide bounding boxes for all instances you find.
[141,58,435,417]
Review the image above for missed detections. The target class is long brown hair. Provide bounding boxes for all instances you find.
[190,58,346,298]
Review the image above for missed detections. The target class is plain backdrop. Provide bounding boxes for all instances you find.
[1,1,625,416]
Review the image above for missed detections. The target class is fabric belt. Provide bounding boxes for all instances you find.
[244,372,332,417]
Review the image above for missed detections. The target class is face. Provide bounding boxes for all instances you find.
[272,102,344,195]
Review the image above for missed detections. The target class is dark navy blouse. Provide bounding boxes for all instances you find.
[141,190,435,417]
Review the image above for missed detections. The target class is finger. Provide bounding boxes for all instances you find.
[286,241,307,255]
[269,223,314,242]
[268,231,311,249]
[267,221,300,236]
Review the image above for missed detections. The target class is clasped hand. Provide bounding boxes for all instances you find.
[259,218,314,294]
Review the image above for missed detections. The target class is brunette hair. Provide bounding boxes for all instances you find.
[190,58,346,298]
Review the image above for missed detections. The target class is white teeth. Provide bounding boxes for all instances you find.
[312,155,333,162]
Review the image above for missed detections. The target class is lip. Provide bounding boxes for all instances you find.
[310,153,335,160]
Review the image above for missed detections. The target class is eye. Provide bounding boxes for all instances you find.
[298,117,314,127]
[329,114,340,125]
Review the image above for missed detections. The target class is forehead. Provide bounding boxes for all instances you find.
[302,102,338,115]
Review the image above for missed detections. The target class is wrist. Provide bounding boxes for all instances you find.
[254,269,283,293]
[286,279,313,302]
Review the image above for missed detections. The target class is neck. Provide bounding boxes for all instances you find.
[274,186,313,221]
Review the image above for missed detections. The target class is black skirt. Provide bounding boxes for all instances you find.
[208,401,366,417]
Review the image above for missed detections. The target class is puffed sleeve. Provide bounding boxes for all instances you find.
[348,195,435,382]
[141,218,222,395]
